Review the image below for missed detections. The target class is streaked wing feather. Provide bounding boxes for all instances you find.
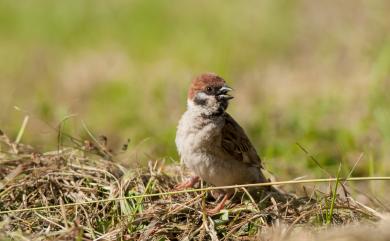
[221,113,262,168]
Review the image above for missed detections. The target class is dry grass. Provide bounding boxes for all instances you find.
[0,131,387,241]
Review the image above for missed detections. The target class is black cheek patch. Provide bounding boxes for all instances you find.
[194,95,207,106]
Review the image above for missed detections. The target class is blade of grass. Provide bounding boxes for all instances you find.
[343,153,364,189]
[81,121,113,159]
[15,115,29,144]
[296,142,332,177]
[57,114,78,153]
[1,176,389,215]
[326,162,342,224]
[297,143,350,200]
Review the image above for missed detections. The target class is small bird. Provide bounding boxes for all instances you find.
[175,73,270,215]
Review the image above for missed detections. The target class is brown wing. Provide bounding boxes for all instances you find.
[221,113,262,168]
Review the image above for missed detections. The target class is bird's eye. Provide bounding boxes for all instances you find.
[206,87,212,93]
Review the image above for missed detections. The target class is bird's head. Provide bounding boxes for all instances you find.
[187,73,233,117]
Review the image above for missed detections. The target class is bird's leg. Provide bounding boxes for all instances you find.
[206,193,231,215]
[174,176,200,190]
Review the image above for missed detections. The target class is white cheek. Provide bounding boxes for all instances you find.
[197,92,218,104]
[196,92,208,100]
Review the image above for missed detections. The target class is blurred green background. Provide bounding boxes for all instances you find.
[0,0,389,179]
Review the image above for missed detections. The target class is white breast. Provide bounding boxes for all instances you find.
[175,106,224,179]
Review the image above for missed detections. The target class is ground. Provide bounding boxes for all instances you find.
[0,132,388,240]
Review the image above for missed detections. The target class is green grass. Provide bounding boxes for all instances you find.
[326,162,342,224]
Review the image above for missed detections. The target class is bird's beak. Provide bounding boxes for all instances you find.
[217,85,234,100]
[218,85,233,94]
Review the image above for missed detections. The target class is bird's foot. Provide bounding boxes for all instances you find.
[174,176,200,190]
[206,193,230,215]
[206,206,223,216]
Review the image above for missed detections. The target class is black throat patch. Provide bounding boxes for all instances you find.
[201,106,225,119]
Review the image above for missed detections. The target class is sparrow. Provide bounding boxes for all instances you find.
[175,73,270,215]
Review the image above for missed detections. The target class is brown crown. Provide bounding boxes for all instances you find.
[188,73,226,100]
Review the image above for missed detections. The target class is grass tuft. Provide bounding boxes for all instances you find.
[0,132,388,240]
